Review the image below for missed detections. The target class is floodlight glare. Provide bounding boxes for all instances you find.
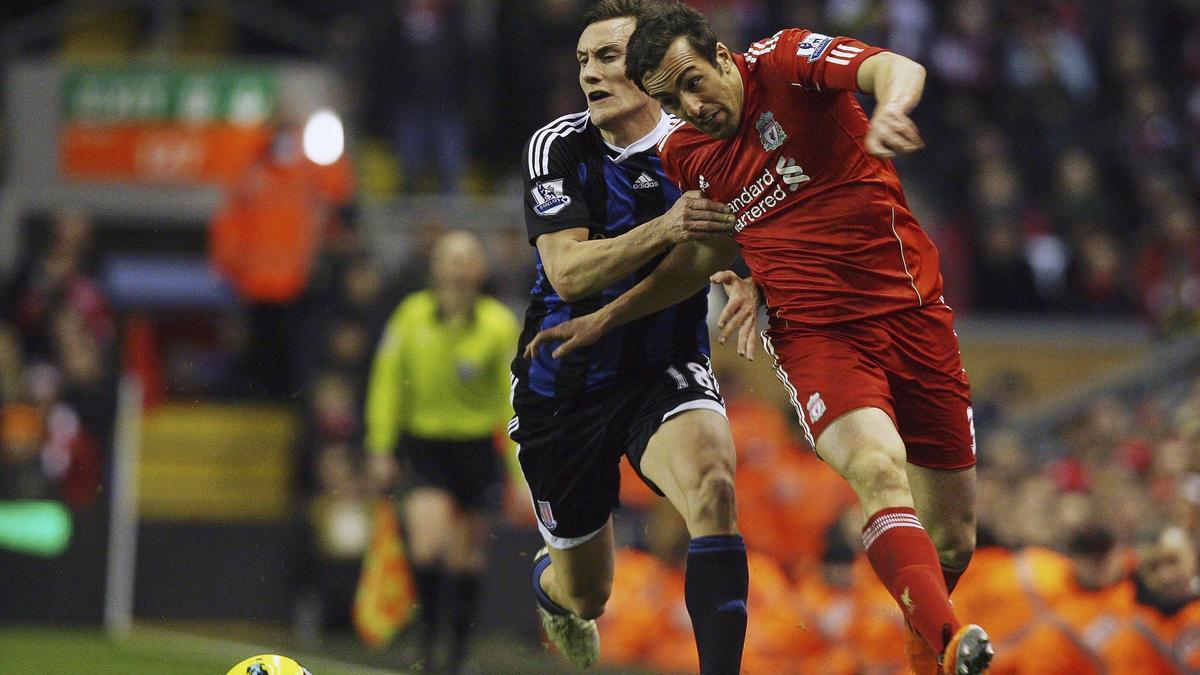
[303,109,344,166]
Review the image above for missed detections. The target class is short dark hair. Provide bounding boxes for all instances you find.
[1066,525,1116,558]
[582,0,644,29]
[625,1,719,91]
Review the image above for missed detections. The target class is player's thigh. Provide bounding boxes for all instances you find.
[403,487,457,562]
[815,406,907,475]
[639,408,736,516]
[618,355,728,506]
[815,407,912,514]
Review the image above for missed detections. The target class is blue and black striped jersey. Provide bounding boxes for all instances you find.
[512,110,711,399]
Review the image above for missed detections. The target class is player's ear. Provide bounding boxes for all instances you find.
[715,43,732,74]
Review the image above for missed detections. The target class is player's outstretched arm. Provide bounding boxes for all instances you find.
[857,51,926,159]
[538,190,734,302]
[526,236,740,360]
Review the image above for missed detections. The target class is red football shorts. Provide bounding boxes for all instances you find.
[761,301,976,470]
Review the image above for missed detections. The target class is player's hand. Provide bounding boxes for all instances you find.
[523,311,607,360]
[366,453,399,495]
[658,190,736,243]
[711,270,761,360]
[865,103,924,159]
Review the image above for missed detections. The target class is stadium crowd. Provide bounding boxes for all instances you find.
[0,209,115,512]
[345,0,1200,326]
[4,1,1197,323]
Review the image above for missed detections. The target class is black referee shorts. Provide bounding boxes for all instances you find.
[510,354,725,549]
[402,435,502,511]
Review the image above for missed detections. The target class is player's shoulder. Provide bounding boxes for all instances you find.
[524,110,592,178]
[745,27,839,71]
[656,115,709,161]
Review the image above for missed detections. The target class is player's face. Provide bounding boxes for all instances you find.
[641,37,743,139]
[577,18,656,130]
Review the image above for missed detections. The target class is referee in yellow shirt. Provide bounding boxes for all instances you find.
[365,230,519,673]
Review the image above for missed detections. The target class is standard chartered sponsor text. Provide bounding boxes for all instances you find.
[728,165,789,232]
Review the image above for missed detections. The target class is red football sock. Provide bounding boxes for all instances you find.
[862,506,961,652]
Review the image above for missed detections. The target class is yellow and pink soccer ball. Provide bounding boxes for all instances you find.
[226,654,312,675]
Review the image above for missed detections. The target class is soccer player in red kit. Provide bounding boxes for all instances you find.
[529,2,994,673]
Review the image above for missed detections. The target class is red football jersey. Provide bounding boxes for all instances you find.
[659,29,945,325]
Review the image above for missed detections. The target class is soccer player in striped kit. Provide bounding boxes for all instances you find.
[511,2,761,672]
[534,2,995,673]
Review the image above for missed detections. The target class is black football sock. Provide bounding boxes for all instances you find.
[684,535,748,675]
[448,572,482,669]
[411,563,445,664]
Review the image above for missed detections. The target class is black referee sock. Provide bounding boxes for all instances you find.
[448,571,480,667]
[411,563,445,662]
[684,535,748,675]
[448,573,481,669]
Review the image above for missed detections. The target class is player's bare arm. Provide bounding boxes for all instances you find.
[526,235,747,359]
[536,189,734,302]
[856,51,926,159]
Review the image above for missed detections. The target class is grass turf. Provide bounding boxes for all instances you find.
[0,625,658,674]
[0,627,233,673]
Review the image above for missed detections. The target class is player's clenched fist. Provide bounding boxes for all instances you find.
[657,189,735,243]
[865,103,925,159]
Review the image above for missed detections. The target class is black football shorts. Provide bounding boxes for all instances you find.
[509,354,725,549]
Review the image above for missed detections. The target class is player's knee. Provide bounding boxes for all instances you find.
[935,526,976,570]
[553,569,611,620]
[563,584,611,620]
[691,466,737,532]
[844,448,908,501]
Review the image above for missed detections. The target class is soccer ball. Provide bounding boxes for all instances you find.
[226,654,312,675]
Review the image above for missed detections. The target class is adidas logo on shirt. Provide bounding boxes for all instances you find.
[632,172,660,189]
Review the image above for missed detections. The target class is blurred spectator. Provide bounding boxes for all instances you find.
[1122,525,1200,672]
[382,0,470,193]
[1135,201,1200,335]
[998,524,1136,673]
[7,208,113,361]
[0,206,114,513]
[0,401,51,501]
[974,217,1042,311]
[926,0,994,91]
[0,324,23,404]
[0,360,103,510]
[293,441,372,637]
[209,123,354,397]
